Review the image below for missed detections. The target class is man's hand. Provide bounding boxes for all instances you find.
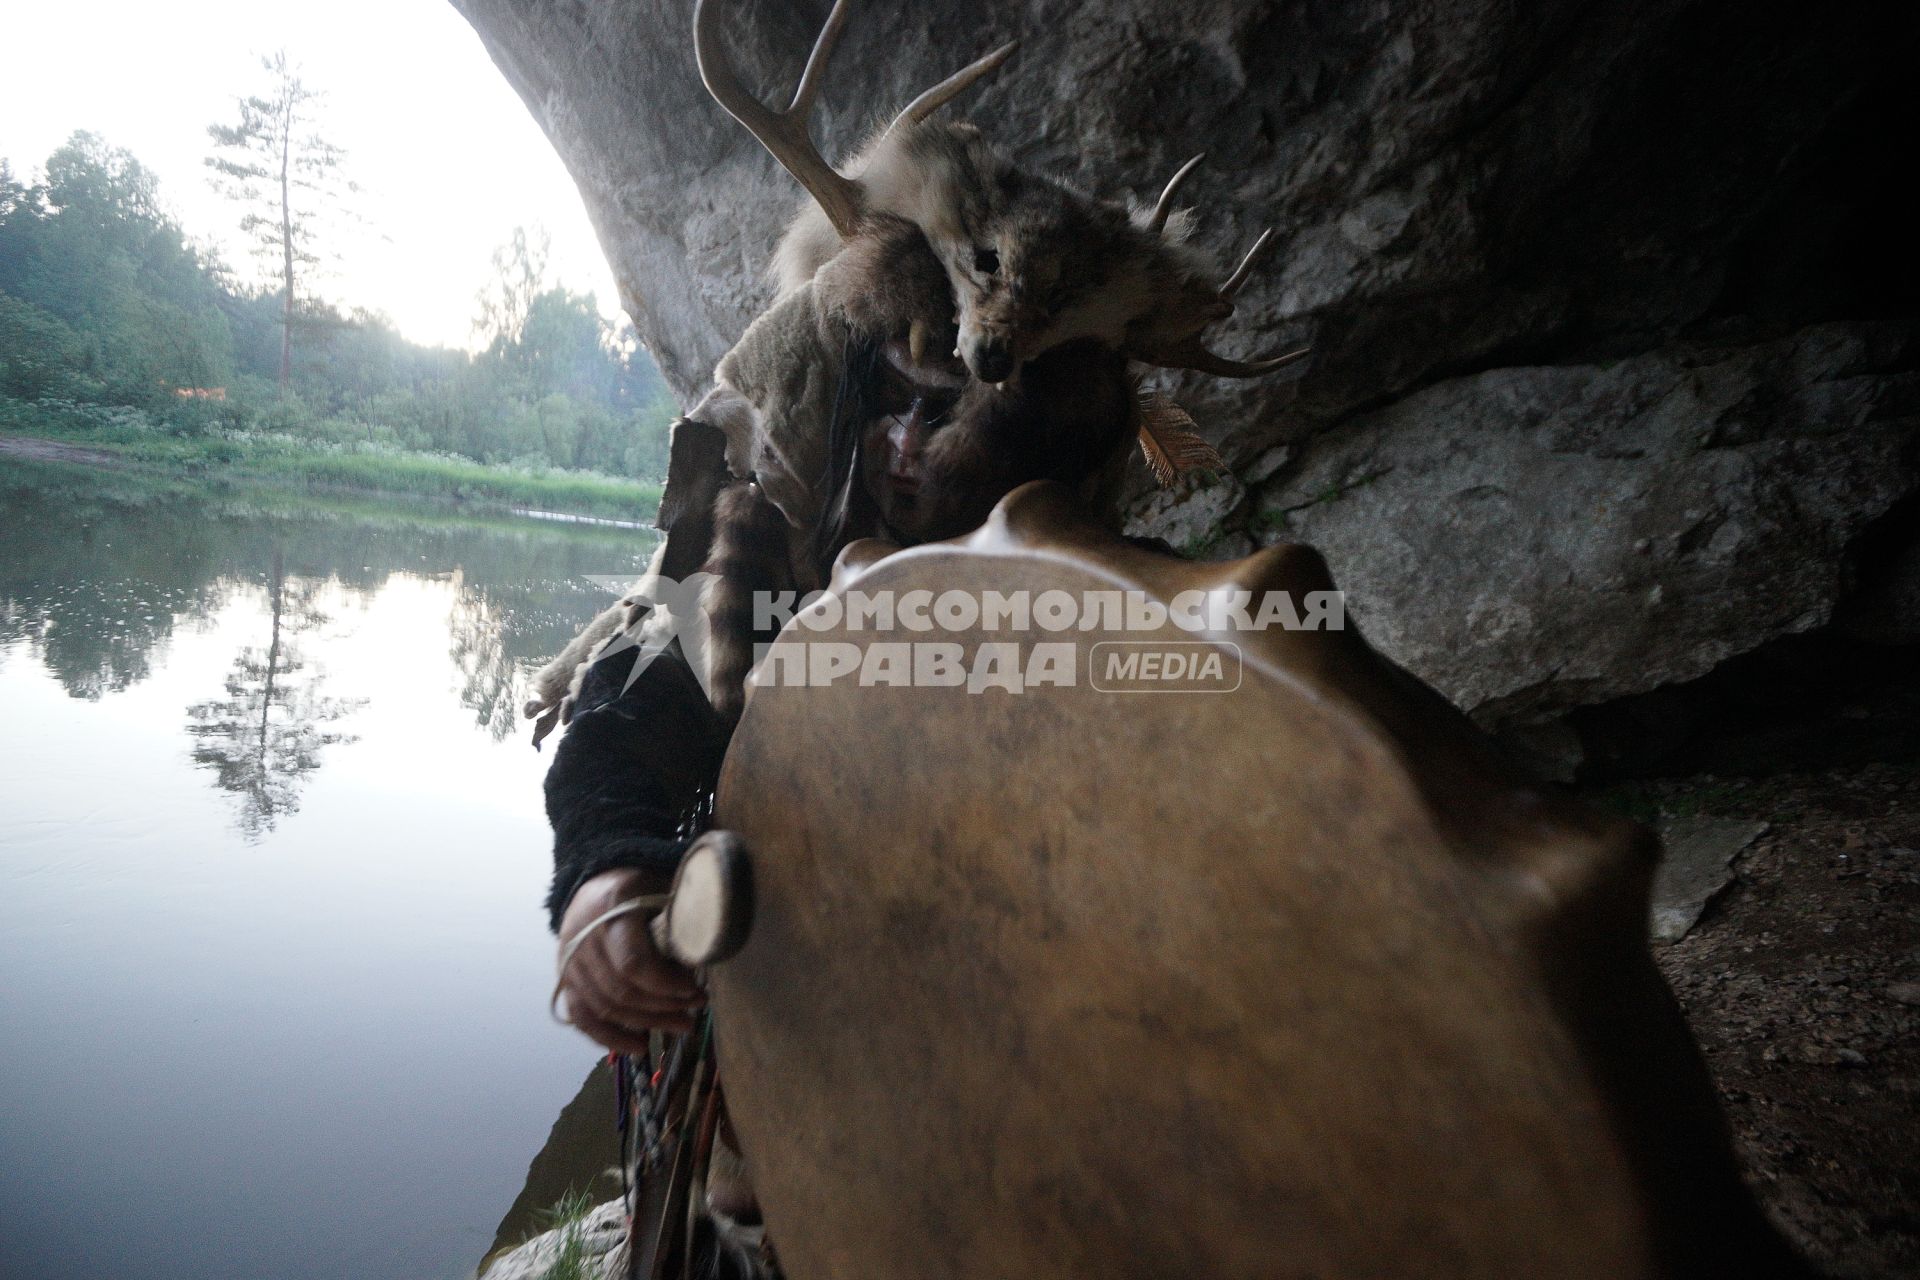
[557,867,706,1051]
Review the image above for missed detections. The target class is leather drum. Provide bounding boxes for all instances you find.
[711,482,1801,1280]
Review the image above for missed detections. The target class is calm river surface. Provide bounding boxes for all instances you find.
[0,455,656,1279]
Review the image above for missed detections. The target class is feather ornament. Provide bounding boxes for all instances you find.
[1136,392,1224,487]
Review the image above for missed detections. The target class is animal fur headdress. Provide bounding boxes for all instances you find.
[523,0,1317,739]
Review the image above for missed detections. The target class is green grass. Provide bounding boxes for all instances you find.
[233,443,660,519]
[1263,466,1396,522]
[0,397,662,522]
[534,1188,599,1280]
[1249,504,1295,538]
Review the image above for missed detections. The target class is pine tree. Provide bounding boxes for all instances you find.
[206,51,352,392]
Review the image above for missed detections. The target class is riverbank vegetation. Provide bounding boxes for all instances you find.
[0,131,675,517]
[1,397,661,519]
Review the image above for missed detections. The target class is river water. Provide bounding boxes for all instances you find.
[0,455,657,1279]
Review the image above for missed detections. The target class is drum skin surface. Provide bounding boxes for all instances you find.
[710,482,1802,1280]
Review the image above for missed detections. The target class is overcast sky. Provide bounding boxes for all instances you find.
[2,0,622,350]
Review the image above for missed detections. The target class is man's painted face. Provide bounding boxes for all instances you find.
[861,339,967,536]
[849,334,1136,548]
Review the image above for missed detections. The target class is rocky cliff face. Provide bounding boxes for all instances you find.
[451,0,1918,743]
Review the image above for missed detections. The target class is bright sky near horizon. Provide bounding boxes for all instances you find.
[2,0,623,351]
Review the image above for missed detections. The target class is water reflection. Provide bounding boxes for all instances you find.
[451,570,552,743]
[0,490,234,699]
[0,456,658,1280]
[184,551,366,837]
[0,460,659,833]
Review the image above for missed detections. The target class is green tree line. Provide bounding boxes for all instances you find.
[0,131,676,481]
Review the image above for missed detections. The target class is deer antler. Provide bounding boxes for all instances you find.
[1220,227,1276,297]
[695,0,1017,241]
[1135,338,1312,379]
[884,39,1019,137]
[1145,153,1206,235]
[694,0,865,236]
[1128,226,1307,378]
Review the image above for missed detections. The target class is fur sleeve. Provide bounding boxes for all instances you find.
[541,638,729,932]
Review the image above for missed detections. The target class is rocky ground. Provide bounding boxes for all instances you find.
[1583,643,1920,1279]
[1616,762,1920,1279]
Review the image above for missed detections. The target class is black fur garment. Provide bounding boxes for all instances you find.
[541,639,728,931]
